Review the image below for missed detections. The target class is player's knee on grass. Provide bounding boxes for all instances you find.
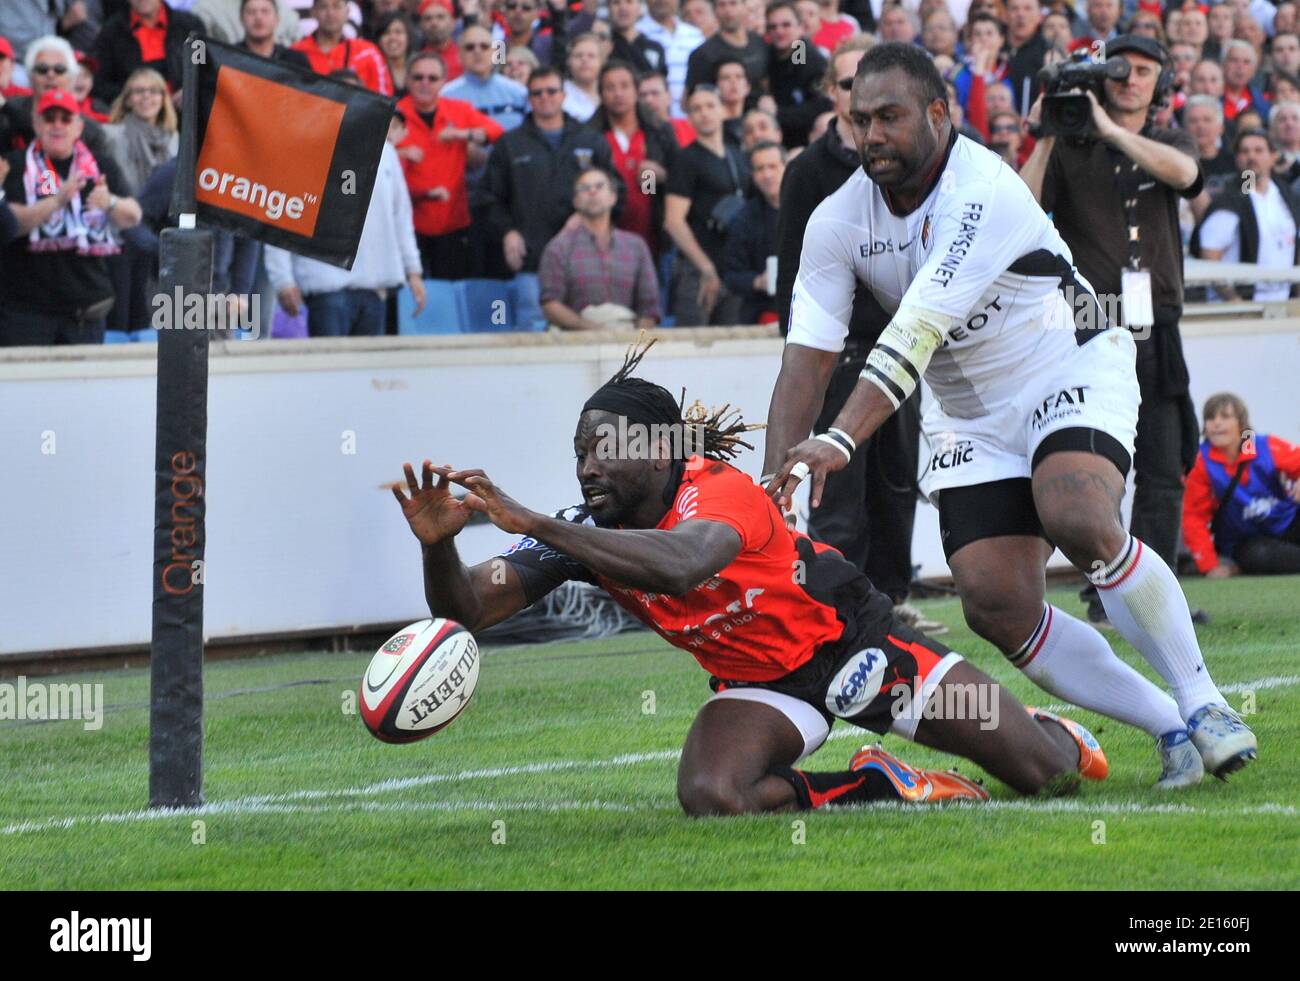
[677,770,751,817]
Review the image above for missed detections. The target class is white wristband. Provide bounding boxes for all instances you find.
[815,432,853,464]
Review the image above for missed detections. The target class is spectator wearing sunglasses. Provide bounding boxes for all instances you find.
[2,36,111,157]
[444,24,531,277]
[1,89,143,346]
[503,0,593,70]
[443,25,529,132]
[397,50,505,280]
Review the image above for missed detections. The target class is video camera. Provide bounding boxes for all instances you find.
[1036,51,1131,139]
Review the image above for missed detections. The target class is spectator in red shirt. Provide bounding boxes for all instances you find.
[589,59,679,256]
[397,50,504,279]
[1221,40,1268,124]
[538,166,660,330]
[812,0,858,54]
[417,0,463,82]
[92,0,206,106]
[639,69,694,145]
[294,0,394,95]
[0,36,31,99]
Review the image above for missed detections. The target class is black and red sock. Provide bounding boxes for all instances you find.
[769,766,902,810]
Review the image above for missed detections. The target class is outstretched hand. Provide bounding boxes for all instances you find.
[444,469,537,536]
[390,460,473,546]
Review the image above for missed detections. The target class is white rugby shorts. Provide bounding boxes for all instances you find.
[918,327,1139,501]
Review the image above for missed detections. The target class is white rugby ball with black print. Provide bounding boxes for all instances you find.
[360,619,480,743]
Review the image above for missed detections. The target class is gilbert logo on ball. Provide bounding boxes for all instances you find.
[360,619,481,743]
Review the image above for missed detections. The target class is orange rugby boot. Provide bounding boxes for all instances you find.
[1026,707,1109,780]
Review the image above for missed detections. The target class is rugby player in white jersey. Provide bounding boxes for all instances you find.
[763,43,1257,788]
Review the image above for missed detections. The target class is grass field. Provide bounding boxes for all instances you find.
[2,576,1297,890]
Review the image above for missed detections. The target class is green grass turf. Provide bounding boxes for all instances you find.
[2,576,1297,890]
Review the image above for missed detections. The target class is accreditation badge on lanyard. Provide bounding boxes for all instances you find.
[1122,268,1154,330]
[1119,162,1154,332]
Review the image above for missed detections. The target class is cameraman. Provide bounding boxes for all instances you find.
[1020,35,1205,625]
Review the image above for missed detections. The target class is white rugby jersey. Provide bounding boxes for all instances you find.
[788,131,1105,419]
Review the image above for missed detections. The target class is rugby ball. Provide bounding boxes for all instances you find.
[359,619,480,743]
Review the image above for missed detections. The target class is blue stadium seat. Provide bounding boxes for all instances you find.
[129,328,158,342]
[399,279,466,334]
[103,330,132,344]
[461,278,520,332]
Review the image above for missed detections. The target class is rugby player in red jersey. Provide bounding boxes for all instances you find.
[390,341,1104,815]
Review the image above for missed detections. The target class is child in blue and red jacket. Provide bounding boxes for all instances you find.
[1183,393,1300,577]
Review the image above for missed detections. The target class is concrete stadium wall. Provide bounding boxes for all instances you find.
[1,316,1297,659]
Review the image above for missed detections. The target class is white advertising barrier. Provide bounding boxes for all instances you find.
[1,317,1297,658]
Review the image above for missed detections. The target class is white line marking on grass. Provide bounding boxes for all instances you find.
[6,672,1295,837]
[0,799,668,836]
[1219,675,1300,693]
[0,751,681,837]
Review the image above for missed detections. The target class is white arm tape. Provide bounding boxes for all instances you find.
[859,307,946,409]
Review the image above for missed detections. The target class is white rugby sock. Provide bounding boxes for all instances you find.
[1010,604,1185,737]
[1093,536,1226,720]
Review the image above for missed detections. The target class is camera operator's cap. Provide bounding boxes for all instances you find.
[1105,33,1170,68]
[36,88,81,117]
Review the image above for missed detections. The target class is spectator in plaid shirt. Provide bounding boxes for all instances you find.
[538,167,660,331]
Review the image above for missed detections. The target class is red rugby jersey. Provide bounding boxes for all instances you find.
[500,457,858,682]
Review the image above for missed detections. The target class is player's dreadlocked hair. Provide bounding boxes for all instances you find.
[582,333,764,463]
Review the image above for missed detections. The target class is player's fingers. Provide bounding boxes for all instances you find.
[460,492,488,513]
[764,458,794,498]
[403,462,420,495]
[446,468,487,484]
[810,465,826,510]
[390,482,408,506]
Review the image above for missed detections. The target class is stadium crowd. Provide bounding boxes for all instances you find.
[2,0,1298,344]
